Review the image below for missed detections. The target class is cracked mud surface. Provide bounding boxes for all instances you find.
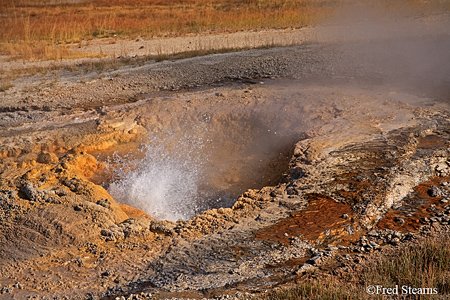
[1,12,450,300]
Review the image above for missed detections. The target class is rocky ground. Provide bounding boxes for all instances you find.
[1,10,450,300]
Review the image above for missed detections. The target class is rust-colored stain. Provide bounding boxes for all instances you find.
[332,167,388,206]
[120,204,149,218]
[255,195,353,245]
[417,135,447,149]
[378,176,449,232]
[334,179,372,203]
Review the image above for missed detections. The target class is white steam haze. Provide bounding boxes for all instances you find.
[315,0,450,96]
[107,0,450,221]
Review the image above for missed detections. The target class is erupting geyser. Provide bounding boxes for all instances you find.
[105,94,305,221]
[107,127,217,221]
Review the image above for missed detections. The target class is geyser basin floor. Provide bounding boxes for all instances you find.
[1,73,449,299]
[86,79,433,222]
[1,11,450,297]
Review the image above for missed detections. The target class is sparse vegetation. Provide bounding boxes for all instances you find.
[363,235,450,298]
[1,42,105,61]
[259,280,360,300]
[259,235,450,299]
[0,81,13,92]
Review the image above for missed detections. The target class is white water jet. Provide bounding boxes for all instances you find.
[108,128,212,221]
[105,103,301,221]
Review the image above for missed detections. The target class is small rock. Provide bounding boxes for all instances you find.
[394,217,405,224]
[73,257,84,267]
[344,225,355,235]
[86,242,98,254]
[308,255,322,265]
[393,231,402,238]
[428,186,441,197]
[295,263,316,274]
[13,282,22,289]
[36,151,58,164]
[86,293,98,300]
[420,217,430,224]
[403,233,416,241]
[325,245,338,251]
[342,213,349,220]
[97,198,111,209]
[149,220,175,235]
[390,237,400,245]
[368,230,378,237]
[101,226,124,241]
[20,182,54,202]
[369,241,379,248]
[1,287,12,294]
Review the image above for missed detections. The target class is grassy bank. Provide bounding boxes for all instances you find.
[0,0,333,61]
[260,235,450,299]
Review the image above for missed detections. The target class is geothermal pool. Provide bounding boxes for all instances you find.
[90,78,435,222]
[98,82,308,221]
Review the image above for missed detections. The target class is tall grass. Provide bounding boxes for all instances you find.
[0,0,447,60]
[0,0,328,43]
[259,280,359,300]
[363,236,450,298]
[261,235,450,299]
[0,0,333,60]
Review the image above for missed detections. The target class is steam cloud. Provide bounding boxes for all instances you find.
[315,0,450,98]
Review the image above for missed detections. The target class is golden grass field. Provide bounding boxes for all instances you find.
[0,0,334,60]
[1,0,445,61]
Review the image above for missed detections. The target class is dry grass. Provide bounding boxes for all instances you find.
[362,235,450,298]
[0,0,328,41]
[0,0,447,60]
[0,0,337,60]
[259,235,450,299]
[259,280,359,300]
[0,80,13,92]
[1,42,104,61]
